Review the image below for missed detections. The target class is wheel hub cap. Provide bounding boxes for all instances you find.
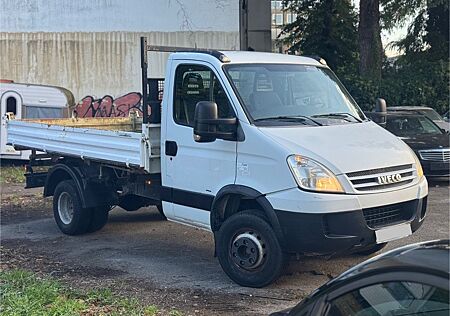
[231,232,265,269]
[58,192,74,225]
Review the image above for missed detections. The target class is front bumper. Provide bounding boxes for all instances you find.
[275,197,427,255]
[267,178,428,255]
[420,159,450,177]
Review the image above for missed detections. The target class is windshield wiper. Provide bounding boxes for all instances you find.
[254,115,323,126]
[312,112,363,123]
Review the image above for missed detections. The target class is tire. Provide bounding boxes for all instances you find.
[216,210,287,288]
[53,180,91,235]
[354,242,387,256]
[87,205,109,233]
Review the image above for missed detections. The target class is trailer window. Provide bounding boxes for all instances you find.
[6,97,17,114]
[173,64,235,127]
[26,107,64,119]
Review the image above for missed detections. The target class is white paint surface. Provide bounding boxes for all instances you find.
[0,0,239,32]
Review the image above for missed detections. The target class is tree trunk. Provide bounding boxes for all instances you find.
[358,0,383,80]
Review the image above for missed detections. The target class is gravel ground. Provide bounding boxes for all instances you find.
[1,180,448,315]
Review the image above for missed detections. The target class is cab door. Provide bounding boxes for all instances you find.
[163,61,237,229]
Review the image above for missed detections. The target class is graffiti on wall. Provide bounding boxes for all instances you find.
[74,92,149,118]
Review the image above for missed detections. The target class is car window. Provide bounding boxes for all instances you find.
[421,109,443,121]
[173,64,234,127]
[386,116,443,136]
[327,281,449,316]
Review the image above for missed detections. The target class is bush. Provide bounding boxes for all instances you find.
[341,57,450,114]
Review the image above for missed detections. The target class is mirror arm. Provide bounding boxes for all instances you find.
[195,117,237,126]
[194,130,236,140]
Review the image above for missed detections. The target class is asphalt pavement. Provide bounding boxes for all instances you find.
[1,181,448,315]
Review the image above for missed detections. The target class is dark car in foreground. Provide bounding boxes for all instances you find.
[367,111,450,178]
[270,240,449,316]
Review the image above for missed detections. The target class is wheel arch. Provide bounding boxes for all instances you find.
[44,163,102,209]
[210,185,284,244]
[44,164,84,197]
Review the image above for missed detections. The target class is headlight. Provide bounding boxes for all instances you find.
[287,155,344,193]
[412,151,424,178]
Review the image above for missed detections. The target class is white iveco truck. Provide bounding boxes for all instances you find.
[7,38,428,287]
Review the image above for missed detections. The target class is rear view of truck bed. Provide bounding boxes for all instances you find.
[7,117,160,170]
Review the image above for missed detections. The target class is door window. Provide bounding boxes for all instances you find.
[327,281,449,316]
[173,64,235,127]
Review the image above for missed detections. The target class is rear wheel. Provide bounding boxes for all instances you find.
[216,210,287,288]
[53,180,91,235]
[354,242,387,256]
[87,205,109,233]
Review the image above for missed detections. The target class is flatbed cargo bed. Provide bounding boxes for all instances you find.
[7,117,161,170]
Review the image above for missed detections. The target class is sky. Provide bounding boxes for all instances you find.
[383,25,409,57]
[352,0,411,57]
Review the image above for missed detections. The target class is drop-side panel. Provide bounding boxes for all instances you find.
[7,120,142,167]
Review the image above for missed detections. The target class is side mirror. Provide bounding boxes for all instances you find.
[375,98,387,113]
[193,101,237,143]
[374,98,387,127]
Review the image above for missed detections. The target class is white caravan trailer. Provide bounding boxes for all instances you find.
[0,80,74,159]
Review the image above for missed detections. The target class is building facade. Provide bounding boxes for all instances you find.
[271,0,297,53]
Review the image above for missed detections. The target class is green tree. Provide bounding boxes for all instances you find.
[380,0,449,113]
[391,0,449,60]
[280,0,359,76]
[358,0,383,80]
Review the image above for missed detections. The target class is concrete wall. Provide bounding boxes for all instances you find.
[0,0,240,100]
[0,32,239,100]
[0,0,239,32]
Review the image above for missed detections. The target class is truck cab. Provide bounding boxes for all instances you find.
[7,40,428,288]
[159,50,428,285]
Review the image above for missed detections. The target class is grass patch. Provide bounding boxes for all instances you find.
[0,269,173,315]
[0,166,25,184]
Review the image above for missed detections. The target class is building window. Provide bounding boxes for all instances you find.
[273,13,283,26]
[271,1,282,10]
[286,13,297,24]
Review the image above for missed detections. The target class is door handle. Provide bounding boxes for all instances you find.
[165,140,178,156]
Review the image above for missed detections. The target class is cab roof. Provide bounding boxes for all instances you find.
[170,50,323,67]
[221,51,323,66]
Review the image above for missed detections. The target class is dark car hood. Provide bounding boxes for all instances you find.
[400,133,450,151]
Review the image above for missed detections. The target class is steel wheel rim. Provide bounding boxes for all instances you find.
[230,231,266,270]
[58,192,74,225]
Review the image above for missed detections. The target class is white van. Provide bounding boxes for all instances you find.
[0,80,73,159]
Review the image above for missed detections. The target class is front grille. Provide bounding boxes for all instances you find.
[363,200,415,229]
[347,164,411,178]
[346,164,416,192]
[419,149,450,162]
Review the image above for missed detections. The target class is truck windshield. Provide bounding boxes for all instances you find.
[224,64,366,125]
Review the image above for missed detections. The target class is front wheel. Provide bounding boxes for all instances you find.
[53,180,91,235]
[216,210,287,288]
